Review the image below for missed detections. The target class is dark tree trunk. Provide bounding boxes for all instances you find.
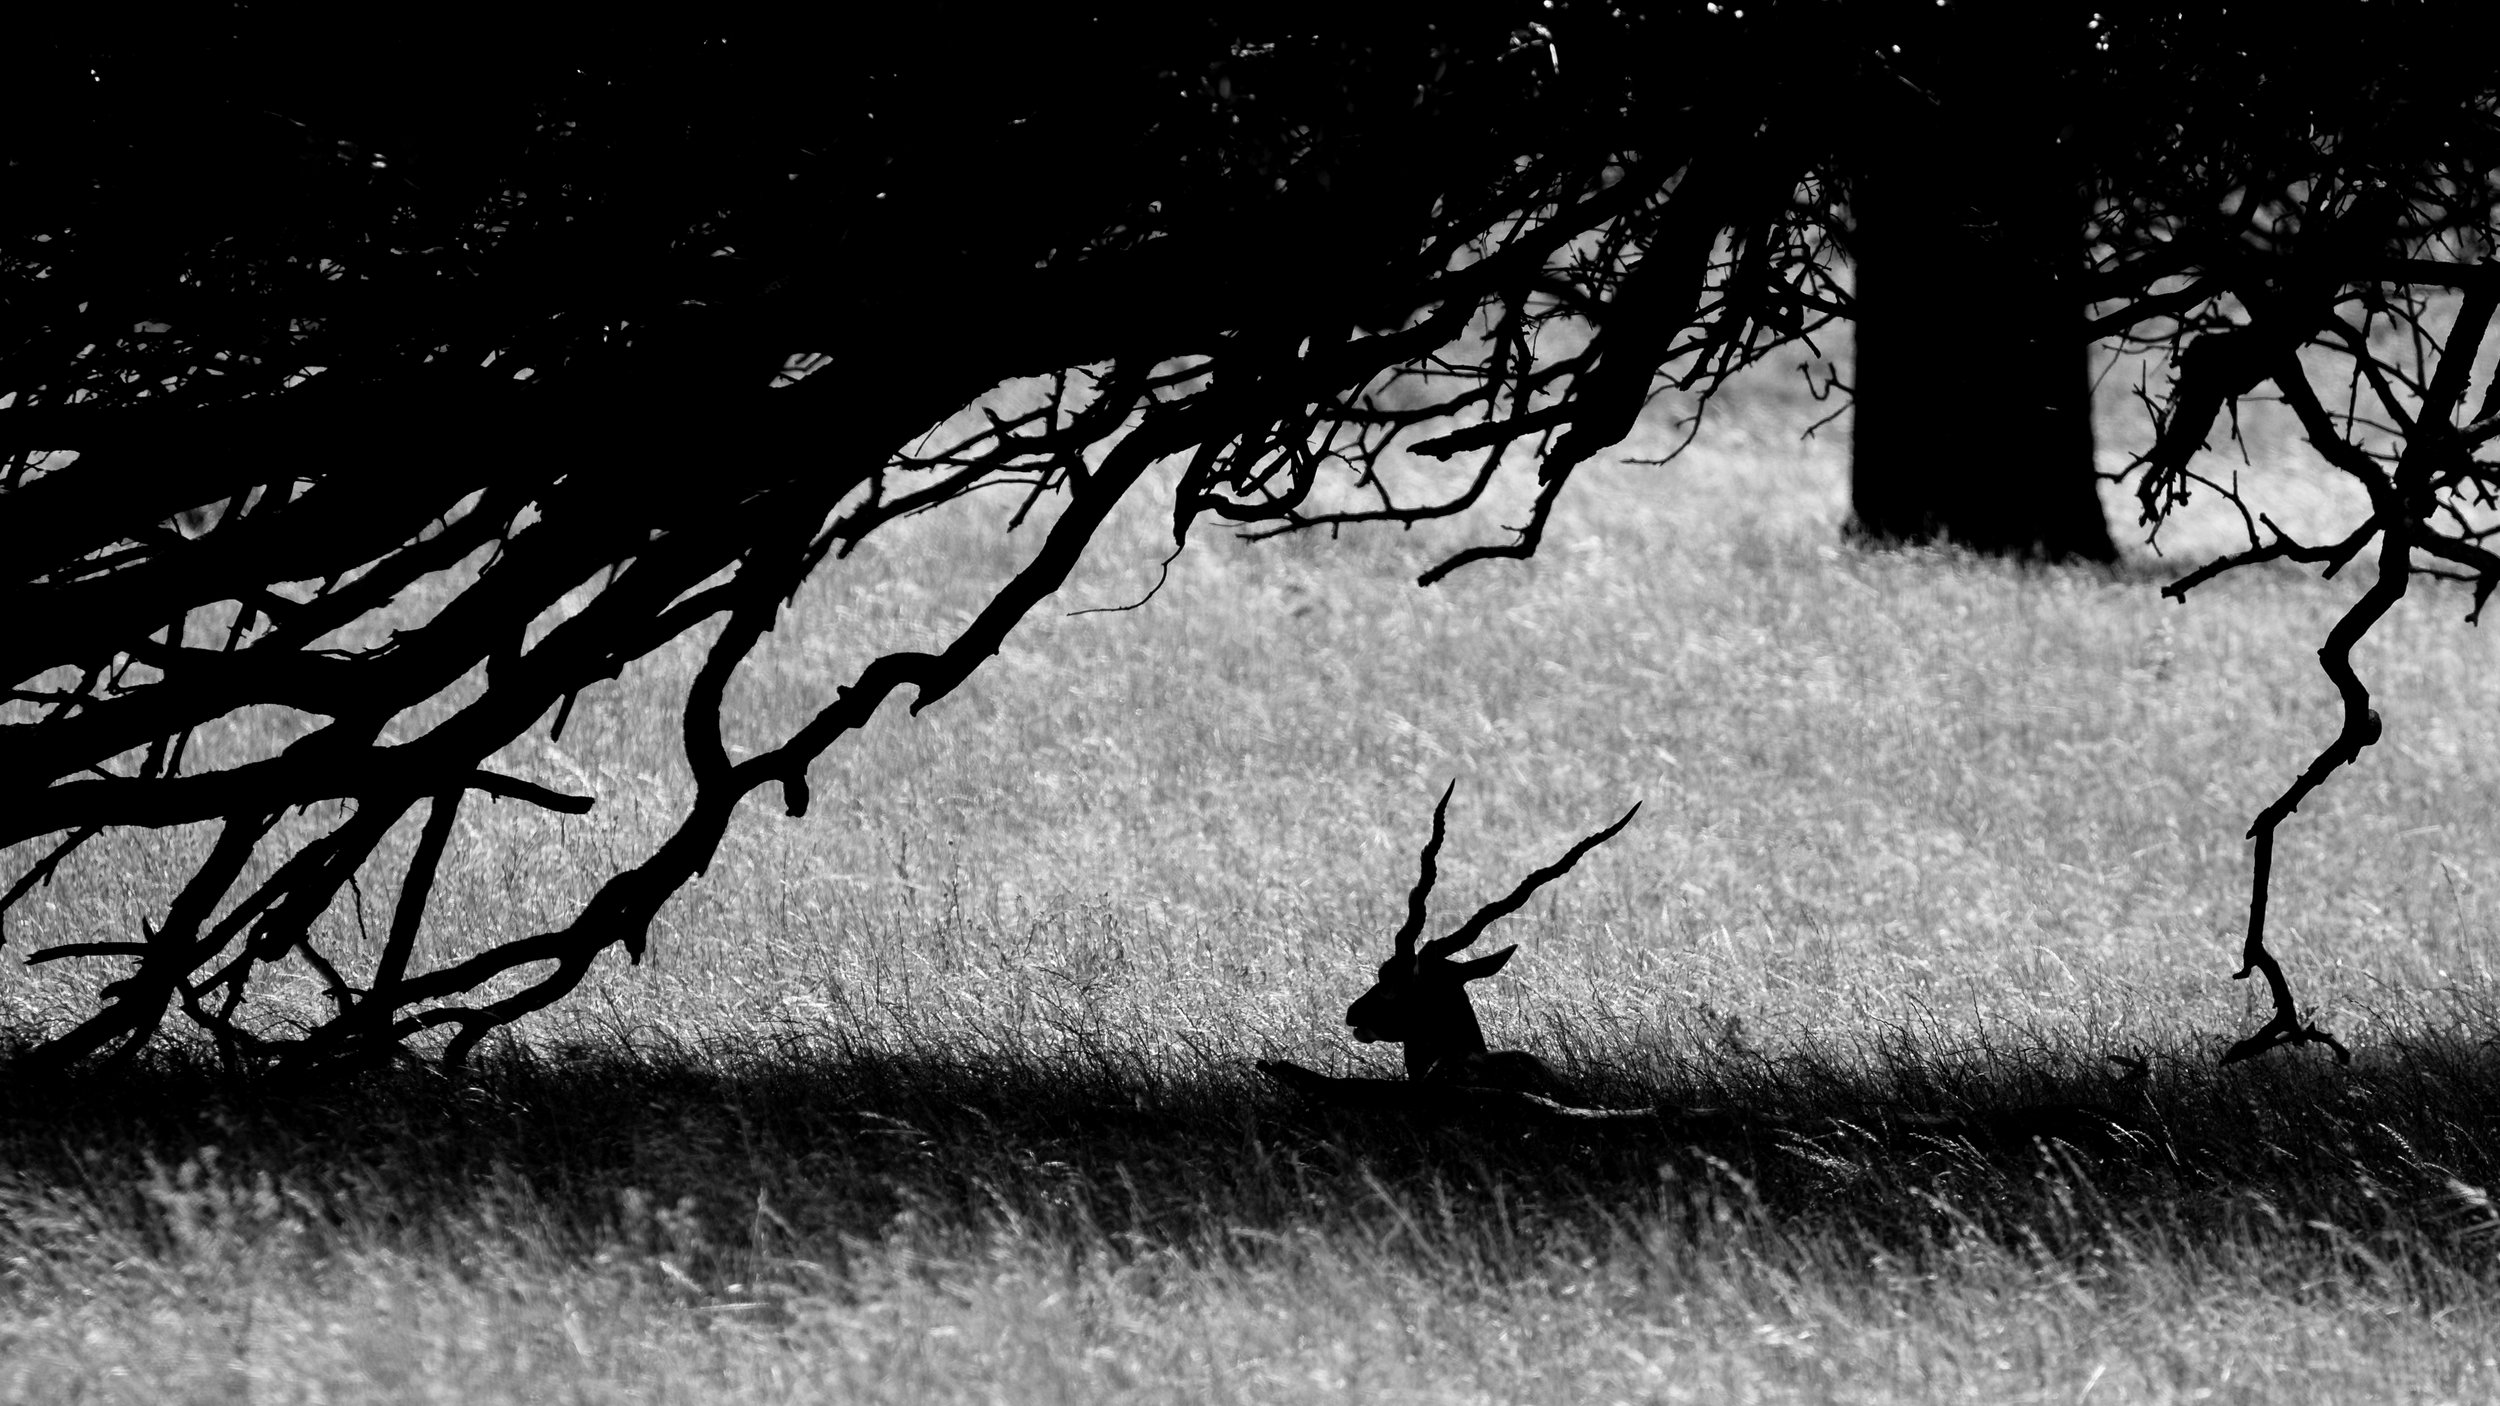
[1846,23,2119,565]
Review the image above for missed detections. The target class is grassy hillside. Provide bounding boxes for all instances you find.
[6,400,2500,1402]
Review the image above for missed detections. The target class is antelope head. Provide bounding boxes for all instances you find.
[1345,781,1641,1085]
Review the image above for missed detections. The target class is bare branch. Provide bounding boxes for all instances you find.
[23,942,150,968]
[465,772,594,814]
[0,826,102,948]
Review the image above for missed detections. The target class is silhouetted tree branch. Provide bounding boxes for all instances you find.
[0,5,1861,1077]
[2126,134,2500,1061]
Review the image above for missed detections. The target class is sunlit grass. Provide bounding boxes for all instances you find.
[7,390,2500,1402]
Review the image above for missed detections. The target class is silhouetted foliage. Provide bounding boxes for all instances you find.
[0,4,1849,1077]
[3,2,2496,1077]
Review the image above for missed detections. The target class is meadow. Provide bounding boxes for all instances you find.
[7,383,2500,1403]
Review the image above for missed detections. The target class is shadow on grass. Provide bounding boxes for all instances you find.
[7,1027,2500,1293]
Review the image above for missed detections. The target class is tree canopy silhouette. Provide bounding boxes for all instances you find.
[4,2,2496,1076]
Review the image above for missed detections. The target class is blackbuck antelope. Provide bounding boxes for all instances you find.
[1265,787,2161,1156]
[1340,781,1641,1103]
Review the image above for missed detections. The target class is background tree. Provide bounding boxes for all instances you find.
[1842,4,2117,562]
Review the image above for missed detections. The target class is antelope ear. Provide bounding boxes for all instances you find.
[1455,945,1517,981]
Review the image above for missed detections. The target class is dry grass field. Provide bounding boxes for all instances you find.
[8,384,2500,1403]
